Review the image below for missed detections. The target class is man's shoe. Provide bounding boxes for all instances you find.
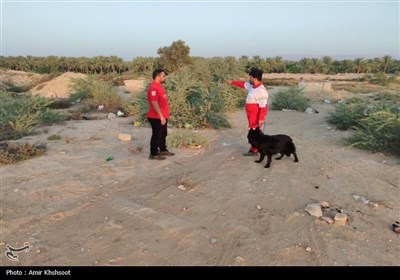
[149,154,166,160]
[243,151,258,156]
[159,150,175,156]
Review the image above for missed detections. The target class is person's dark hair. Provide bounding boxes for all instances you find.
[249,68,263,81]
[152,69,168,80]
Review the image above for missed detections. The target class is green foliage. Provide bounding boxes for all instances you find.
[34,66,52,74]
[127,59,243,128]
[124,91,149,119]
[40,108,68,125]
[271,87,310,111]
[166,130,207,149]
[327,101,367,130]
[47,134,62,140]
[0,92,67,140]
[327,100,400,156]
[157,40,192,73]
[0,142,46,165]
[347,110,400,156]
[370,72,389,86]
[70,76,122,111]
[371,90,400,103]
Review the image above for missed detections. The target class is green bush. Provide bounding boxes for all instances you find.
[126,58,244,129]
[327,100,400,156]
[327,102,366,130]
[271,87,310,111]
[70,76,122,111]
[347,110,400,156]
[0,92,67,140]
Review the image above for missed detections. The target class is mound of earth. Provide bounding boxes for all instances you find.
[0,70,45,89]
[31,72,87,98]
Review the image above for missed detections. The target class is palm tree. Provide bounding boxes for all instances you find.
[380,55,393,73]
[322,56,333,74]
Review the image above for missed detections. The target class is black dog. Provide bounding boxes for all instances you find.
[247,127,299,168]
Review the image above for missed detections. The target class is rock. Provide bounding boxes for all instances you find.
[256,205,262,210]
[334,213,348,225]
[320,201,330,209]
[118,133,131,141]
[320,216,335,224]
[178,185,186,191]
[235,256,245,263]
[210,238,218,244]
[393,222,400,234]
[305,203,323,217]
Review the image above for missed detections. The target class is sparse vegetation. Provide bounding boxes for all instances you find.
[271,87,310,111]
[0,142,46,164]
[47,134,61,140]
[0,92,67,141]
[70,76,123,112]
[166,130,207,149]
[327,100,400,156]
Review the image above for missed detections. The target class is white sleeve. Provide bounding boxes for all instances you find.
[244,82,252,91]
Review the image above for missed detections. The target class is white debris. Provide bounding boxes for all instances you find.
[178,185,186,191]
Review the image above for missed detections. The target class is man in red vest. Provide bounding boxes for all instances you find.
[147,69,175,160]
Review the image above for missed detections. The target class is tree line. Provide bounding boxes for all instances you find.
[1,40,399,75]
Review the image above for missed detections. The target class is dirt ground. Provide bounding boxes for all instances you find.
[1,82,399,266]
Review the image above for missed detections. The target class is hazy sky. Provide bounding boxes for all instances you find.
[1,0,399,61]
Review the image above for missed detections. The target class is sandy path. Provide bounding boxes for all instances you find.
[1,100,399,266]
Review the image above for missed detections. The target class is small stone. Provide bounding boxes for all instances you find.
[321,216,335,224]
[369,201,378,208]
[178,185,186,191]
[235,256,245,262]
[256,205,262,210]
[320,201,330,209]
[262,178,267,182]
[306,247,312,252]
[305,203,323,217]
[334,213,348,225]
[36,249,41,253]
[210,238,218,244]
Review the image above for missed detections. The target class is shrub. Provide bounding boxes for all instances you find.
[47,134,61,140]
[347,110,400,156]
[0,142,46,165]
[0,92,67,140]
[70,77,122,111]
[327,100,400,156]
[326,102,367,130]
[271,87,310,111]
[166,130,207,149]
